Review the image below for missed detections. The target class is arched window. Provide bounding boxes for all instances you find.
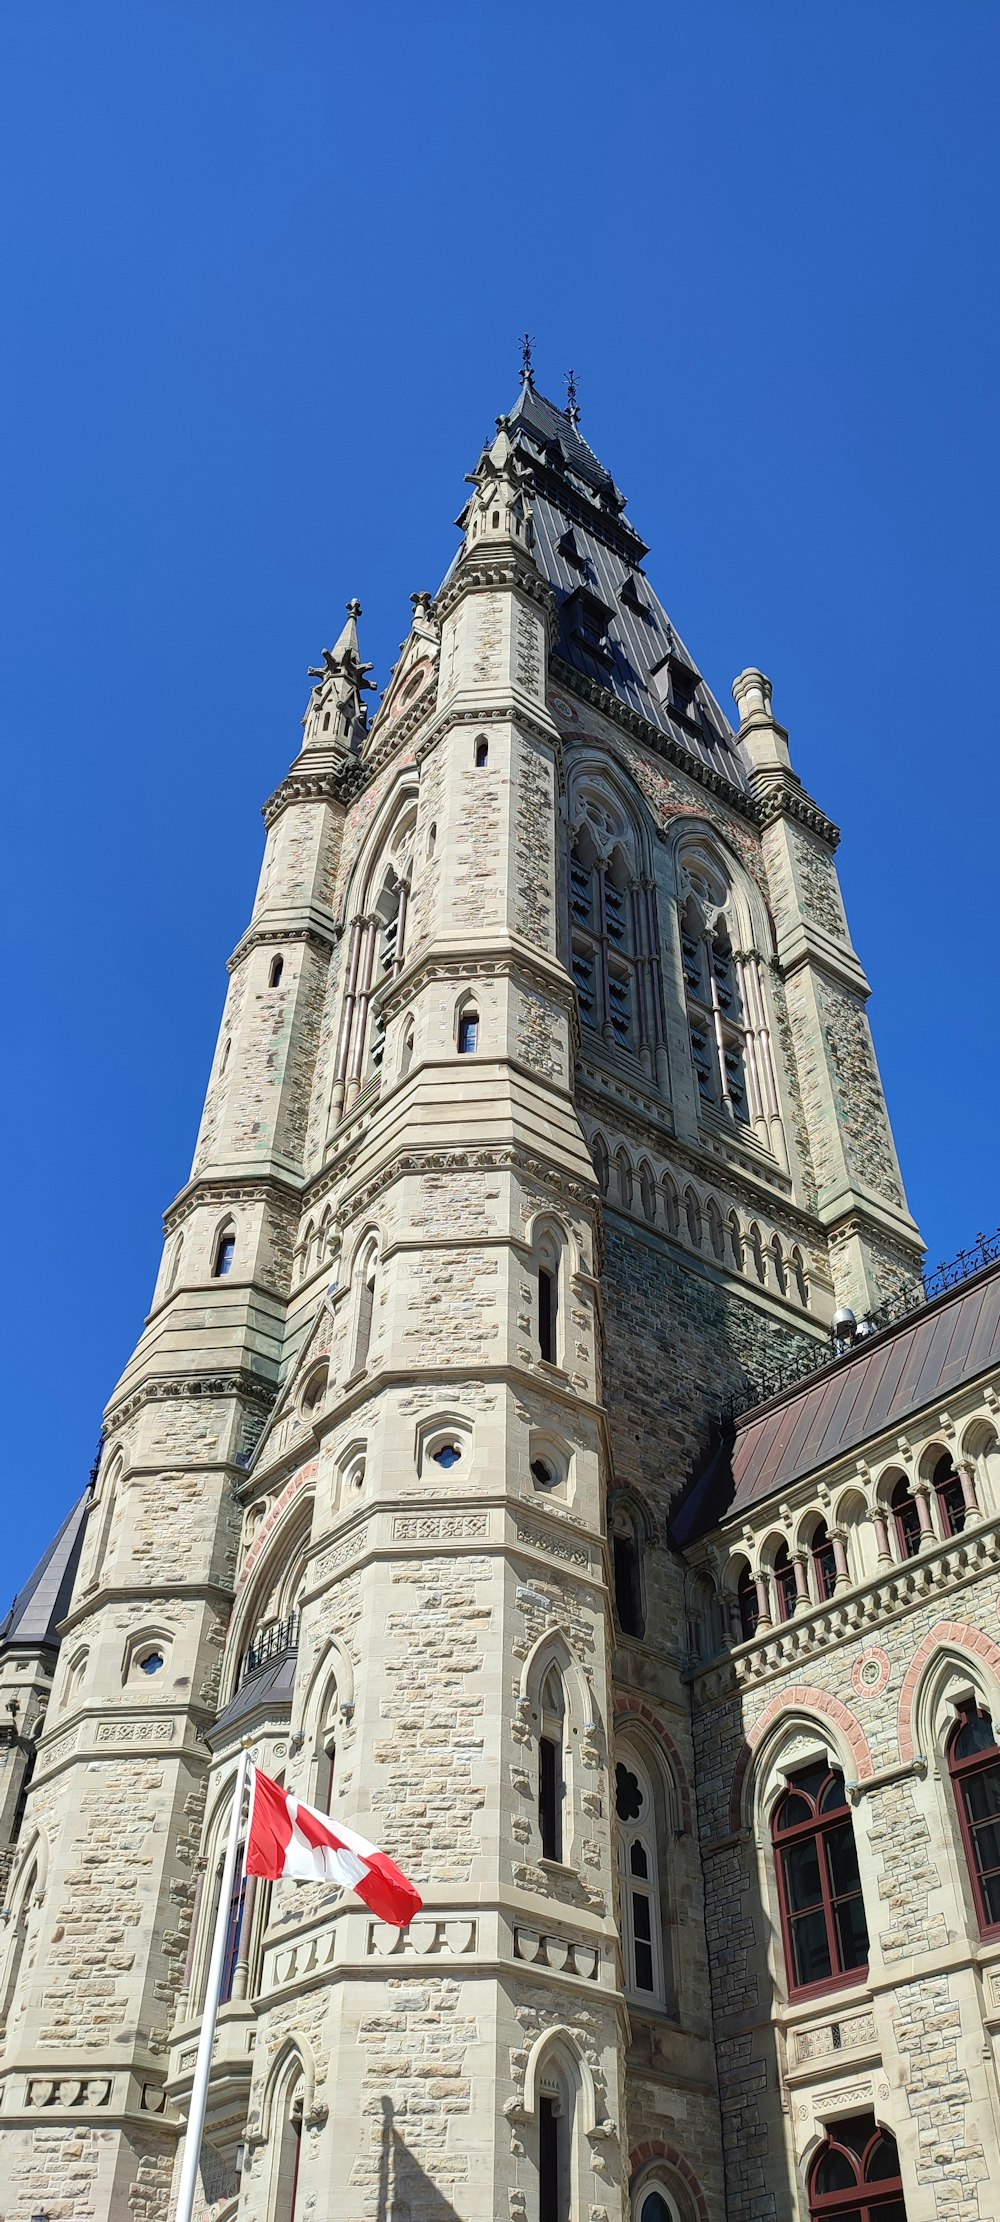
[707,1197,725,1261]
[770,1235,786,1294]
[684,1187,701,1248]
[808,2115,906,2219]
[811,1520,838,1602]
[747,1222,765,1282]
[314,1681,338,1811]
[399,1017,414,1077]
[272,2070,304,2222]
[890,1477,921,1560]
[663,1175,680,1238]
[728,1210,743,1269]
[568,788,657,1058]
[592,1135,610,1196]
[536,1229,561,1365]
[932,1452,967,1538]
[638,1162,656,1223]
[636,2189,681,2222]
[474,737,489,768]
[773,1543,798,1622]
[457,1007,480,1055]
[213,1224,236,1278]
[736,1561,759,1640]
[611,1502,644,1638]
[536,2049,575,2222]
[948,1700,1000,1935]
[268,953,284,988]
[538,1669,565,1861]
[790,1246,809,1307]
[679,861,750,1123]
[352,1243,377,1376]
[616,1149,633,1210]
[772,1761,869,1995]
[615,1754,664,2002]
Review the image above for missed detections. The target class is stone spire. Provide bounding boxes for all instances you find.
[301,598,375,756]
[457,420,534,561]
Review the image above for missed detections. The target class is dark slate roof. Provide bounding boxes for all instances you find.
[503,382,750,790]
[673,1261,1000,1545]
[0,1487,91,1651]
[206,1646,297,1749]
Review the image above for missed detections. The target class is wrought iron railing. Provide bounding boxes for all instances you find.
[241,1610,299,1683]
[724,1226,1000,1424]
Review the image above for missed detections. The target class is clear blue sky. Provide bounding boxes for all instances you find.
[2,2,998,1596]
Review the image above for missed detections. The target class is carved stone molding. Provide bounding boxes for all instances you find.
[228,921,337,974]
[551,657,756,824]
[163,1174,300,1238]
[104,1367,278,1433]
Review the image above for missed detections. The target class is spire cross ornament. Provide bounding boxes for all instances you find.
[520,332,535,387]
[564,369,580,426]
[346,598,362,621]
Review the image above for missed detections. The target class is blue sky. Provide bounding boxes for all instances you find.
[2,1,998,1594]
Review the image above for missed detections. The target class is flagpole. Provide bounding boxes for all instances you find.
[174,1744,252,2222]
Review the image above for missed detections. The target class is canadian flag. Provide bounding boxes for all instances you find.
[246,1766,422,1929]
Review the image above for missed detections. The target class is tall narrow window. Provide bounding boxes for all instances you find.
[679,853,752,1124]
[220,1854,247,2004]
[948,1700,1000,1934]
[538,2096,561,2222]
[474,738,489,768]
[615,1756,664,2002]
[538,1267,557,1363]
[213,1227,236,1278]
[890,1477,921,1560]
[808,2115,906,2220]
[611,1506,644,1637]
[399,1018,414,1077]
[538,1669,564,1861]
[933,1452,967,1537]
[736,1562,759,1640]
[569,800,649,1055]
[458,1009,479,1054]
[273,2082,304,2222]
[353,1249,377,1375]
[773,1761,869,1996]
[268,954,284,988]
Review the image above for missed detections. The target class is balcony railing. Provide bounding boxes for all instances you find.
[241,1610,299,1684]
[724,1226,1000,1423]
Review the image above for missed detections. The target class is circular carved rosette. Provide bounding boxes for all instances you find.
[851,1647,891,1699]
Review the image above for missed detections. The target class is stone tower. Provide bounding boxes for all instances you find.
[0,374,922,2222]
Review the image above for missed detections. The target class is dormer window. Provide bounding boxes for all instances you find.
[558,528,587,572]
[620,572,650,617]
[565,586,614,667]
[652,650,701,724]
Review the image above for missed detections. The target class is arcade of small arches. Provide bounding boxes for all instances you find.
[588,1127,812,1311]
[692,1417,1000,1651]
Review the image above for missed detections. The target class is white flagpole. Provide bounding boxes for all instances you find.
[174,1744,253,2222]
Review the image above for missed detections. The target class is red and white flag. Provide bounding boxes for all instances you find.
[246,1766,422,1929]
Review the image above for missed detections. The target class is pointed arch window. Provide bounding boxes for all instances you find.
[678,848,754,1125]
[808,2115,906,2219]
[352,1244,378,1376]
[213,1226,236,1278]
[615,1755,665,2002]
[772,1761,869,1995]
[948,1700,1000,1934]
[611,1502,645,1638]
[569,791,662,1062]
[457,1008,480,1054]
[538,1669,565,1861]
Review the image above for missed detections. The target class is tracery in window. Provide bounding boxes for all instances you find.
[568,785,664,1070]
[808,2114,906,2220]
[677,838,777,1138]
[948,1700,1000,1934]
[772,1760,869,1995]
[615,1753,665,2003]
[335,801,416,1119]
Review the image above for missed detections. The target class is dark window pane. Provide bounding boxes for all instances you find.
[981,1869,1000,1924]
[790,1907,832,1988]
[630,1841,649,1879]
[784,1838,823,1912]
[641,2197,671,2222]
[820,1774,850,1815]
[954,1709,997,1760]
[963,1768,1000,1822]
[834,1890,870,1970]
[826,1821,862,1895]
[776,1791,813,1829]
[634,1940,654,1989]
[632,1892,651,1942]
[866,2132,902,2181]
[539,2096,559,2222]
[815,2148,857,2191]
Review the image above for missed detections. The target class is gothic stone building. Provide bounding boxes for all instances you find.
[1,376,999,2222]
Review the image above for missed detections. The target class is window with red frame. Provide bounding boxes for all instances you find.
[808,2114,906,2220]
[736,1563,759,1640]
[948,1700,1000,1933]
[773,1543,798,1621]
[772,1762,869,1995]
[811,1519,838,1600]
[890,1477,921,1560]
[933,1452,967,1538]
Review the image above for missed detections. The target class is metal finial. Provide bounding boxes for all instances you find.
[520,332,535,387]
[564,369,580,425]
[346,598,362,621]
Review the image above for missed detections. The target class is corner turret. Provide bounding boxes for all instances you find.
[301,599,375,758]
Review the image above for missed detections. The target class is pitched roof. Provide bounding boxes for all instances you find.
[0,1487,91,1651]
[501,382,750,791]
[672,1260,1000,1544]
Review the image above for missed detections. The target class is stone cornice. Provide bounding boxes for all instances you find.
[163,1173,301,1237]
[756,779,840,851]
[261,766,346,831]
[227,920,337,973]
[551,658,758,825]
[690,1516,1000,1703]
[104,1366,279,1435]
[435,551,557,626]
[301,1141,599,1237]
[372,938,578,1029]
[415,697,563,769]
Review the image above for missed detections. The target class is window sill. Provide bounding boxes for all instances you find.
[785,1965,870,2005]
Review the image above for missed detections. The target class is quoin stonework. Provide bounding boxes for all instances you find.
[1,373,998,2222]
